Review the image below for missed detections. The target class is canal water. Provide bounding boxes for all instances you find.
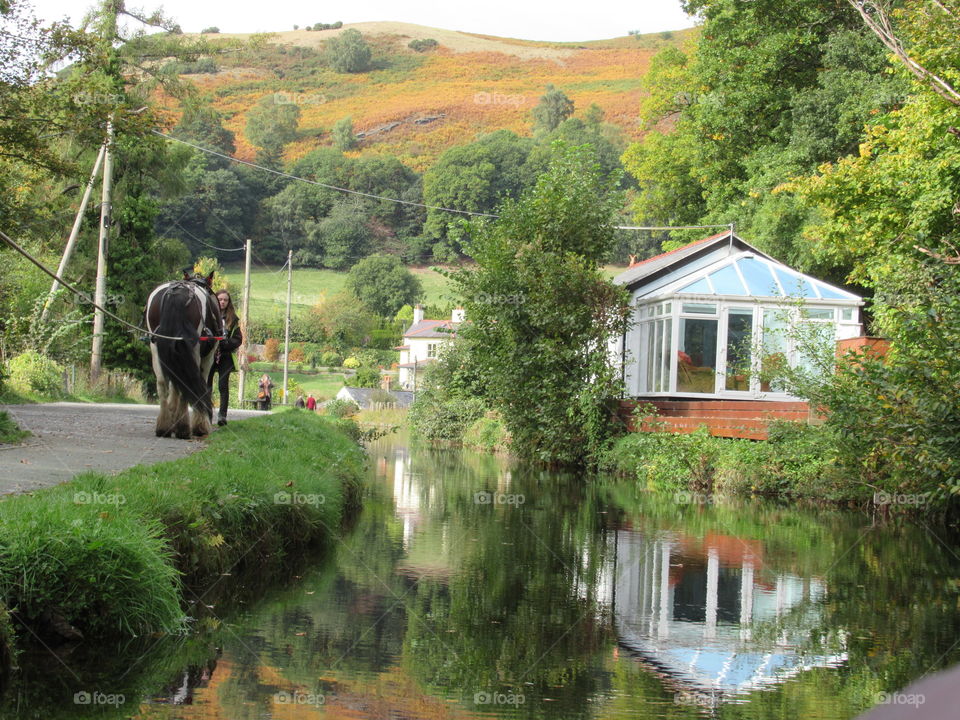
[4,437,960,719]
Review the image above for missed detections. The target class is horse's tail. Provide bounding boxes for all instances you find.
[154,285,209,410]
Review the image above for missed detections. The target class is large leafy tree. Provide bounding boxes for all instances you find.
[346,253,423,317]
[324,28,371,73]
[531,84,575,133]
[245,94,301,162]
[449,144,630,465]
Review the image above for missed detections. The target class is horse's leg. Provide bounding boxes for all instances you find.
[152,344,174,437]
[173,383,192,439]
[192,343,214,437]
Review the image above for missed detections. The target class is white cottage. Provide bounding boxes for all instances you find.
[615,232,864,401]
[396,305,464,391]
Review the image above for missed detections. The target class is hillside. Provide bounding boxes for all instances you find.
[169,22,694,171]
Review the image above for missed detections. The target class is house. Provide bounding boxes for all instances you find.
[613,232,864,436]
[396,305,464,390]
[335,386,415,410]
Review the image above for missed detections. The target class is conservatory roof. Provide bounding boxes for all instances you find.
[657,251,861,301]
[616,234,861,303]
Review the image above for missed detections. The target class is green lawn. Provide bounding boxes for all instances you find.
[221,264,453,320]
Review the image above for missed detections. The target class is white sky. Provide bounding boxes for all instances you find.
[26,0,695,42]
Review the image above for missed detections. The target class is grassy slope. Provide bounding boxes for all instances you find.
[0,411,365,646]
[168,24,694,171]
[221,263,453,320]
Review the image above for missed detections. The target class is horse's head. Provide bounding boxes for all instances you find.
[181,269,215,289]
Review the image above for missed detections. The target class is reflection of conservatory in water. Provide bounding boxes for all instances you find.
[605,529,847,696]
[615,232,864,399]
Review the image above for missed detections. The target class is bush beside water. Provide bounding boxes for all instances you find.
[0,410,365,664]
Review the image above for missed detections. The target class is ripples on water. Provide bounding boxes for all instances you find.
[4,438,960,720]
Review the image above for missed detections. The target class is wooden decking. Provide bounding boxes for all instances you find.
[619,399,815,440]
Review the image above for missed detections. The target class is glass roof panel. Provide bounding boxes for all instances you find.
[678,276,713,294]
[737,257,781,297]
[707,264,747,295]
[815,282,849,299]
[772,266,816,298]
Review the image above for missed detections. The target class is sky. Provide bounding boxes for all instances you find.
[25,0,695,42]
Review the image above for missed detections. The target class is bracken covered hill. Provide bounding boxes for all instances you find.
[165,21,694,171]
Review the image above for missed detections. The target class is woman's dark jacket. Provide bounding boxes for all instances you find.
[215,319,242,373]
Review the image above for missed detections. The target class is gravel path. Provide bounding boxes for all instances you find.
[0,403,268,495]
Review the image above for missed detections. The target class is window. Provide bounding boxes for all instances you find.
[427,343,438,358]
[678,317,718,393]
[725,308,754,391]
[682,303,717,315]
[840,307,855,322]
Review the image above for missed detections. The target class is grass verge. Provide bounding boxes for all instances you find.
[0,410,366,668]
[0,412,28,445]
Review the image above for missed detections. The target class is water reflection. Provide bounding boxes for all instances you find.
[4,439,960,720]
[609,530,846,698]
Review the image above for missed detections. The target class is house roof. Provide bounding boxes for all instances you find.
[398,358,438,369]
[403,319,459,339]
[614,232,861,303]
[614,232,761,290]
[394,345,410,350]
[335,386,415,409]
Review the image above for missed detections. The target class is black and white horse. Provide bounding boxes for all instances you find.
[144,272,221,438]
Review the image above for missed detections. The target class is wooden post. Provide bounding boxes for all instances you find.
[237,238,252,408]
[90,119,114,382]
[282,249,292,404]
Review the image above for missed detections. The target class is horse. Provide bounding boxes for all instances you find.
[144,271,222,438]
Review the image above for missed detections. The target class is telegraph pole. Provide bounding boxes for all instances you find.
[90,119,114,381]
[237,238,252,408]
[282,250,292,404]
[41,144,106,322]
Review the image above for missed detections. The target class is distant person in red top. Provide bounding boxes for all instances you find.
[306,394,317,411]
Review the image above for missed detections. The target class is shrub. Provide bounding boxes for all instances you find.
[0,411,28,444]
[264,338,280,363]
[7,350,63,397]
[288,346,306,363]
[321,351,343,367]
[343,356,360,369]
[463,413,510,452]
[353,366,381,388]
[324,28,371,73]
[201,26,219,33]
[325,398,357,418]
[408,38,439,52]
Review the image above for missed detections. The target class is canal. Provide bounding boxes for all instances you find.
[3,436,960,719]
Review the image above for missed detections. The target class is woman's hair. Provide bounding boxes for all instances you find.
[216,290,238,328]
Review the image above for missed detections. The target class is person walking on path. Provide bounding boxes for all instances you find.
[306,394,317,411]
[295,395,305,409]
[208,290,242,426]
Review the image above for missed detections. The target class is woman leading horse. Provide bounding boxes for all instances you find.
[208,289,242,426]
[144,271,221,438]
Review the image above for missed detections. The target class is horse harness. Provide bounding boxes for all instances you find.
[145,279,225,343]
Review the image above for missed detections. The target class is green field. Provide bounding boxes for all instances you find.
[221,264,454,320]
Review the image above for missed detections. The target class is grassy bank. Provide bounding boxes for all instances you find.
[0,410,366,667]
[0,412,28,445]
[601,421,856,502]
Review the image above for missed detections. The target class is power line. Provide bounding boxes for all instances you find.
[0,229,188,341]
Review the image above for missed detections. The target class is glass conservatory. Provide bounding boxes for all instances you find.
[615,233,863,400]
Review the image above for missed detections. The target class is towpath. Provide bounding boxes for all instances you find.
[0,402,267,495]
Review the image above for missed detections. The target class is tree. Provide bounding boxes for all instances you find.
[347,254,424,317]
[448,144,630,465]
[316,201,373,269]
[531,84,574,133]
[244,94,301,160]
[332,115,357,151]
[324,28,371,73]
